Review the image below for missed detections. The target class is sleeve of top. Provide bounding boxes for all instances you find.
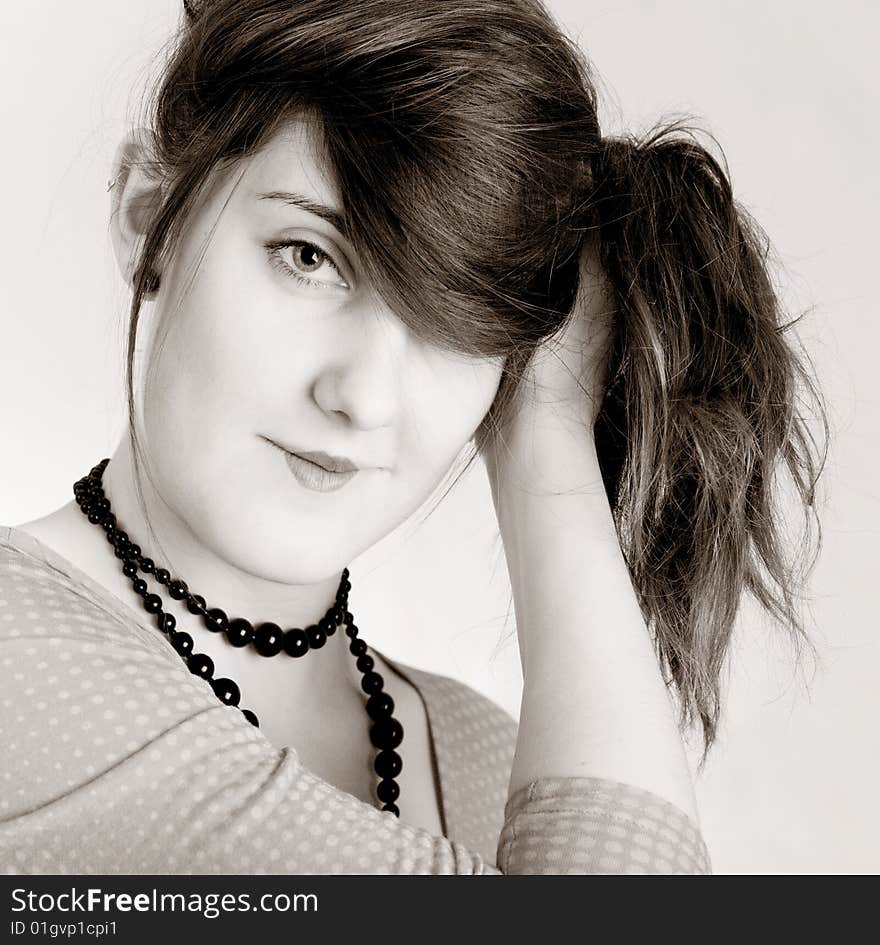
[0,555,711,875]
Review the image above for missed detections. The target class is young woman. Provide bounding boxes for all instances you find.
[0,0,825,874]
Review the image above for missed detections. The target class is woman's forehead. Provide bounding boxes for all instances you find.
[243,116,341,212]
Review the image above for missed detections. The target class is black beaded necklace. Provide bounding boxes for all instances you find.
[73,457,404,816]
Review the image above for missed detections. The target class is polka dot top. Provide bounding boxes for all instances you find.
[0,526,711,874]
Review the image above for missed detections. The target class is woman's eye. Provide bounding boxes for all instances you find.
[265,239,349,290]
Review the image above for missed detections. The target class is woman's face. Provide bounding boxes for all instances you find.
[137,117,505,583]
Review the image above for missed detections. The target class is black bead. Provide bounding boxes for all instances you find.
[204,608,228,632]
[242,708,259,727]
[345,623,359,639]
[377,778,400,804]
[342,567,350,579]
[381,802,400,817]
[356,654,374,674]
[319,615,335,637]
[374,749,402,779]
[122,559,138,578]
[211,677,241,707]
[87,511,103,525]
[254,622,283,657]
[114,542,131,560]
[283,628,309,658]
[103,512,117,529]
[350,638,368,657]
[143,593,162,614]
[343,610,353,625]
[139,556,155,574]
[168,579,188,600]
[187,652,214,680]
[128,543,141,559]
[366,692,395,720]
[331,607,345,624]
[370,717,404,750]
[132,577,147,596]
[160,612,177,634]
[155,568,170,585]
[360,670,383,694]
[226,618,255,647]
[306,623,326,650]
[170,630,194,656]
[96,498,110,513]
[187,594,206,615]
[341,578,351,593]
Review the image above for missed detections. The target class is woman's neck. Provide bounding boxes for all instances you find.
[103,436,350,629]
[16,435,363,712]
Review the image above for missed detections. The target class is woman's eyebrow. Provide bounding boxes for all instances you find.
[255,190,348,238]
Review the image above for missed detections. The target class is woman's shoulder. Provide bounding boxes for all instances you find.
[0,522,108,620]
[0,523,176,661]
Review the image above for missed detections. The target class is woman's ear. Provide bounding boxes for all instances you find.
[108,129,165,296]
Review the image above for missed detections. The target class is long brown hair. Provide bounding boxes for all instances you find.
[124,0,828,766]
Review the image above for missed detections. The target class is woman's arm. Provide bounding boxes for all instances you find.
[495,416,699,823]
[487,246,701,823]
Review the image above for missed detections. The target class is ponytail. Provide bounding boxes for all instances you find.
[587,121,827,766]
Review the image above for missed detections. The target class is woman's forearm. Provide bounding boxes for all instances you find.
[493,413,700,823]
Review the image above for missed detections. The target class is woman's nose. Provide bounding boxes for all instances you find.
[311,303,410,431]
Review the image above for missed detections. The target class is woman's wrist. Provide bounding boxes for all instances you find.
[490,414,610,532]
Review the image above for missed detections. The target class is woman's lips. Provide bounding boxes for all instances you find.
[280,447,358,492]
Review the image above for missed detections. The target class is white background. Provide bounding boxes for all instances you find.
[0,1,876,873]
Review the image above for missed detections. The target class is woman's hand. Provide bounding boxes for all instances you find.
[484,239,615,499]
